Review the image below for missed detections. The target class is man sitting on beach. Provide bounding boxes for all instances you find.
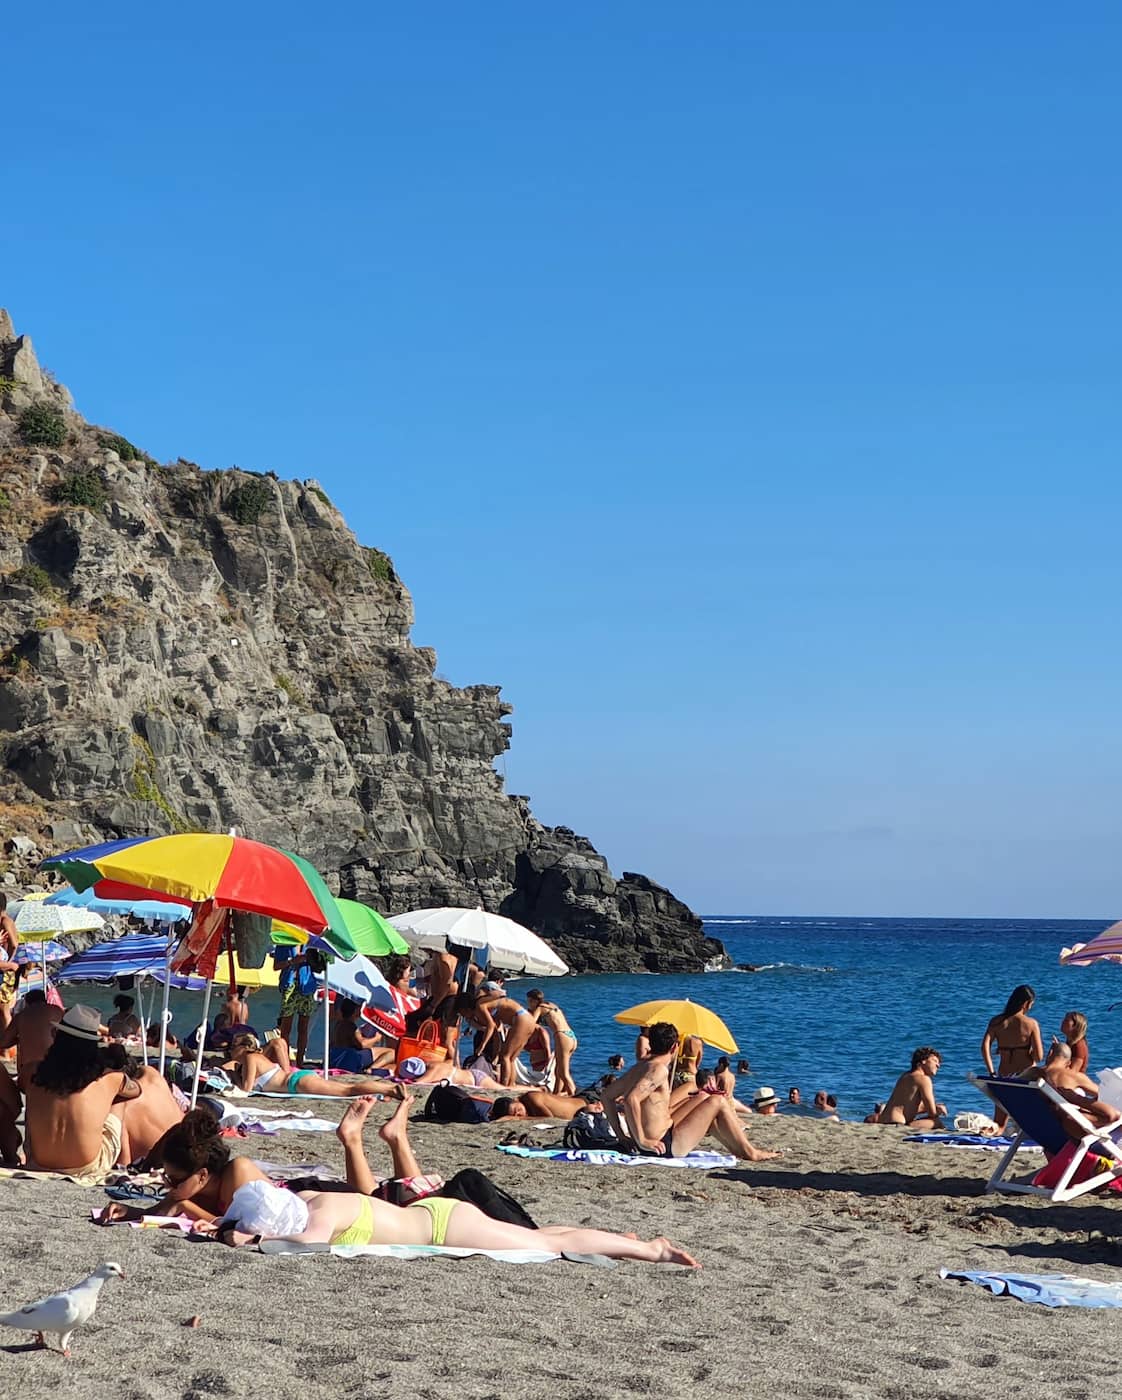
[601,1022,780,1161]
[101,1043,186,1166]
[0,988,62,1090]
[1026,1042,1121,1135]
[25,1005,140,1174]
[875,1047,947,1129]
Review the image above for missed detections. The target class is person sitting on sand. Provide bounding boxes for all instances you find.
[211,1169,700,1267]
[330,998,396,1074]
[1060,1011,1089,1074]
[98,1107,272,1226]
[874,1048,947,1129]
[100,1044,185,1166]
[468,986,544,1087]
[525,990,578,1095]
[602,1023,780,1162]
[752,1087,779,1115]
[863,1103,885,1124]
[25,1004,140,1174]
[225,1033,400,1098]
[674,1034,703,1087]
[0,988,62,1090]
[107,994,141,1041]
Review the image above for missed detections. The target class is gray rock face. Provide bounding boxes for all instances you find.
[0,311,724,973]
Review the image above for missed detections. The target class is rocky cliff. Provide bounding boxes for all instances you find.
[0,311,725,974]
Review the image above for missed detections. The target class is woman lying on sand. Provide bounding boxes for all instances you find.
[98,1108,270,1224]
[214,1148,699,1267]
[224,1034,401,1098]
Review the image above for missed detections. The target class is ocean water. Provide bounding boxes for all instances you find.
[76,915,1121,1122]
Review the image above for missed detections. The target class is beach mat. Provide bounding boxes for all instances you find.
[904,1132,1041,1151]
[497,1145,736,1168]
[260,1239,565,1263]
[941,1269,1122,1308]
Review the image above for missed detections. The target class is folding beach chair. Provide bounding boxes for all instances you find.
[969,1073,1122,1202]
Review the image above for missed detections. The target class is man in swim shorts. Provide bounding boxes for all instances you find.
[875,1047,947,1129]
[601,1022,780,1162]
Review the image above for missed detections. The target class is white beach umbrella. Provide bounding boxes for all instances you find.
[388,907,568,977]
[12,902,105,937]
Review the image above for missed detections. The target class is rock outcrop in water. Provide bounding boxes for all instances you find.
[0,311,725,973]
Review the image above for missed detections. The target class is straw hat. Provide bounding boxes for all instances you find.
[753,1086,779,1110]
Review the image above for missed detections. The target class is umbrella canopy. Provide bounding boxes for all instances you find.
[55,933,201,987]
[1060,922,1122,966]
[212,950,280,989]
[46,884,192,924]
[43,834,355,954]
[12,901,105,936]
[14,939,70,965]
[274,898,409,958]
[389,907,568,977]
[614,999,739,1054]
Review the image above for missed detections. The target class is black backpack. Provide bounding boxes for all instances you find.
[563,1108,620,1150]
[423,1083,492,1125]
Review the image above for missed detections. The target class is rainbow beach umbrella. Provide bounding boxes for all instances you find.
[273,898,409,958]
[42,834,355,956]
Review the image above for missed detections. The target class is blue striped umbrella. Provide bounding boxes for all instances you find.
[54,933,204,988]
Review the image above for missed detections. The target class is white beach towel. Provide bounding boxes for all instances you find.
[497,1145,736,1168]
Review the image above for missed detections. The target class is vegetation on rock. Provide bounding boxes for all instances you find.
[51,470,107,510]
[19,402,67,447]
[225,477,272,525]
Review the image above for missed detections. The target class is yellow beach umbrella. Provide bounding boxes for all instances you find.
[614,998,739,1054]
[212,951,279,990]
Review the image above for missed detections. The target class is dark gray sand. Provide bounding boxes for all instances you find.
[1,1107,1119,1399]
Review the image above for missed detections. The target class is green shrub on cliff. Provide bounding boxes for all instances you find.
[19,402,67,447]
[51,470,107,510]
[225,478,272,525]
[365,547,392,582]
[11,564,55,595]
[101,433,141,461]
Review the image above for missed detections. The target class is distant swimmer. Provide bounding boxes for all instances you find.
[875,1048,947,1130]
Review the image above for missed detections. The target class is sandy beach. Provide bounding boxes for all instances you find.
[1,1105,1119,1399]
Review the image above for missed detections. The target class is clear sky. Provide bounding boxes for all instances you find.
[5,7,1121,917]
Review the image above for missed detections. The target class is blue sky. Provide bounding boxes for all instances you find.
[6,7,1121,916]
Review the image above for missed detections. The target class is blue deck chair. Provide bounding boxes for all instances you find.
[969,1073,1122,1202]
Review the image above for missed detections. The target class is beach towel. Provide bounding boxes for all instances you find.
[91,1208,197,1232]
[940,1269,1122,1308]
[1031,1138,1122,1194]
[903,1132,1041,1152]
[259,1239,572,1263]
[497,1145,736,1168]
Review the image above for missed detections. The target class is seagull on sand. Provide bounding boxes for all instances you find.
[0,1262,124,1356]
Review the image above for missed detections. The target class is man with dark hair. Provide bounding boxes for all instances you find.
[100,1042,185,1165]
[0,987,62,1089]
[25,1005,139,1174]
[489,1089,597,1120]
[330,998,396,1074]
[875,1047,946,1128]
[601,1022,780,1162]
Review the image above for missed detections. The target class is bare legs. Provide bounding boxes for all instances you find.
[441,1200,699,1267]
[0,1068,21,1163]
[295,1072,402,1099]
[336,1094,422,1195]
[553,1035,577,1096]
[498,1015,537,1086]
[670,1094,780,1162]
[278,1012,311,1067]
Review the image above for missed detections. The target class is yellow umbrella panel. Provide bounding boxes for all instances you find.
[213,951,279,989]
[614,999,738,1054]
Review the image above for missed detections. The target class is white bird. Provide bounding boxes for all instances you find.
[0,1262,124,1356]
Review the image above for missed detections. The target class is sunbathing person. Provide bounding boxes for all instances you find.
[98,1108,272,1225]
[107,994,142,1041]
[100,1044,184,1165]
[396,1055,507,1091]
[602,1023,780,1162]
[489,1089,597,1120]
[330,998,396,1074]
[1060,1011,1089,1074]
[222,1032,291,1082]
[1026,1042,1121,1135]
[874,1047,947,1129]
[25,1005,140,1173]
[212,1173,699,1266]
[225,1033,400,1098]
[0,989,62,1091]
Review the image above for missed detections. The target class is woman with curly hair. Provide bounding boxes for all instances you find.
[99,1108,270,1225]
[25,1005,139,1175]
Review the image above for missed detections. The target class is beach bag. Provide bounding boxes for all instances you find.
[563,1109,619,1150]
[437,1169,537,1228]
[396,1017,448,1068]
[423,1083,491,1124]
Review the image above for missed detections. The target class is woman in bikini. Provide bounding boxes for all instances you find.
[225,1034,400,1098]
[674,1035,703,1087]
[98,1107,271,1225]
[213,1165,700,1266]
[465,986,543,1087]
[980,985,1044,1128]
[1060,1010,1089,1073]
[525,990,578,1095]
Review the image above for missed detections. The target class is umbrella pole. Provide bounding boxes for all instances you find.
[189,977,213,1110]
[157,927,173,1080]
[322,966,330,1074]
[138,979,149,1068]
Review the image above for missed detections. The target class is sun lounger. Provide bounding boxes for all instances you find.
[968,1072,1122,1202]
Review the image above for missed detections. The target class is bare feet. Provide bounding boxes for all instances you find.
[746,1148,783,1162]
[650,1237,700,1268]
[378,1091,415,1147]
[337,1095,376,1148]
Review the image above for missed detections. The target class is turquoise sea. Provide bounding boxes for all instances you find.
[76,916,1120,1121]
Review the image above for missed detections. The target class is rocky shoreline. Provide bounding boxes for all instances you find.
[0,312,722,973]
